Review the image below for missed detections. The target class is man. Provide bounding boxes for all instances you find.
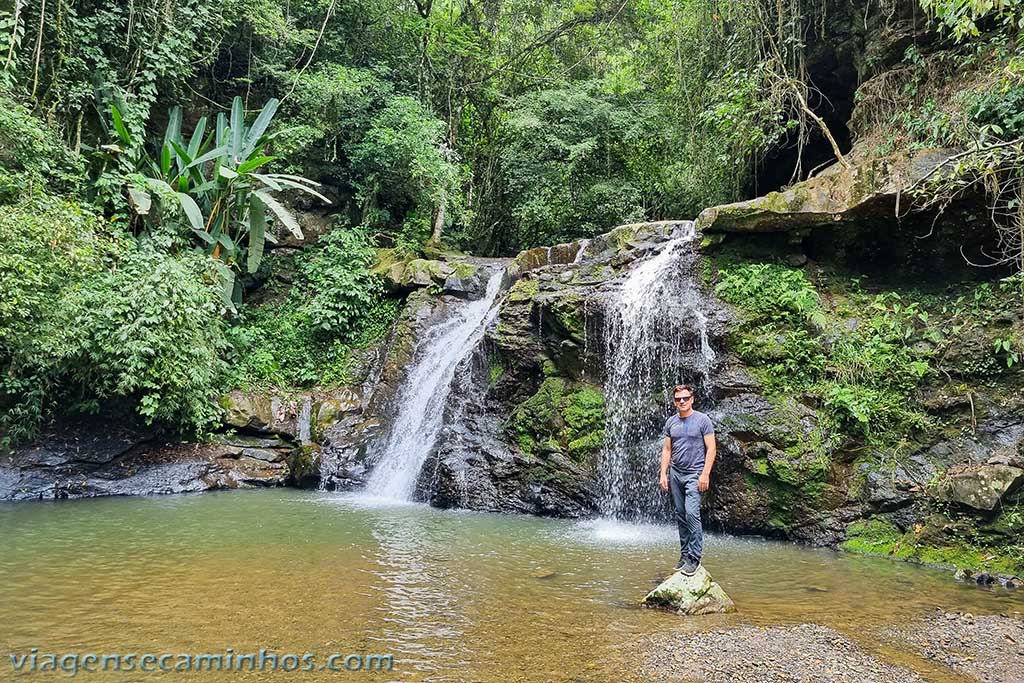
[658,384,716,576]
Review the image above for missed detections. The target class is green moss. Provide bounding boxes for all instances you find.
[841,518,1023,574]
[451,261,477,278]
[699,233,726,251]
[506,377,605,463]
[742,472,796,532]
[748,458,770,476]
[840,519,903,554]
[507,277,539,303]
[567,432,603,459]
[370,247,403,277]
[488,359,505,387]
[288,443,321,484]
[549,291,584,339]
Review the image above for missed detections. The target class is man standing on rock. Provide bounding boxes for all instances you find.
[659,384,716,576]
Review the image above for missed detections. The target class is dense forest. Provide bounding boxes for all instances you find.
[1,0,1022,446]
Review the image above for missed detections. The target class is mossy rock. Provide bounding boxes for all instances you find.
[840,517,1023,575]
[506,277,539,303]
[642,566,737,616]
[506,377,605,463]
[695,149,959,234]
[288,444,322,488]
[546,291,586,341]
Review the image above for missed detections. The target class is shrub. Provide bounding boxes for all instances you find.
[715,262,933,445]
[0,196,228,443]
[0,98,84,203]
[54,247,228,428]
[224,227,400,389]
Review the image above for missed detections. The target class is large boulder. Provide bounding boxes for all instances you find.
[934,464,1024,511]
[695,148,958,234]
[386,258,454,289]
[642,566,737,616]
[221,390,366,444]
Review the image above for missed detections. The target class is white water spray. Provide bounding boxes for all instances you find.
[597,221,715,519]
[365,270,506,501]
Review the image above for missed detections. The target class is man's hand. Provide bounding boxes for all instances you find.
[698,473,710,493]
[659,472,669,492]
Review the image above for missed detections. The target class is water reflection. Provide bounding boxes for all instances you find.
[1,489,1022,683]
[349,497,472,679]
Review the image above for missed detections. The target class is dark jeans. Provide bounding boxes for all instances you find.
[669,469,703,561]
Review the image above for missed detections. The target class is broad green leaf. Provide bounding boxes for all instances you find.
[255,190,303,239]
[142,177,174,194]
[263,176,332,203]
[242,98,279,157]
[230,96,244,160]
[186,145,229,169]
[192,180,219,194]
[218,166,239,180]
[190,227,216,245]
[247,195,267,273]
[250,173,282,191]
[175,192,207,236]
[216,232,236,253]
[160,143,172,177]
[128,187,151,215]
[237,155,275,174]
[215,112,227,147]
[110,104,131,144]
[263,173,322,186]
[188,116,208,158]
[169,141,194,179]
[164,106,183,147]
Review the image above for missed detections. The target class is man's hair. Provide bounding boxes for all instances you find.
[673,384,694,397]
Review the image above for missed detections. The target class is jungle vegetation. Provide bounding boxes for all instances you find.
[1,0,1022,441]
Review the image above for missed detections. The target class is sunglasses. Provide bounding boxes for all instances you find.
[673,395,693,403]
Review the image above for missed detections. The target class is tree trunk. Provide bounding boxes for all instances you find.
[430,201,446,244]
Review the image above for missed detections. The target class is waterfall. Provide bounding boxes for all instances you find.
[364,269,506,501]
[596,221,716,520]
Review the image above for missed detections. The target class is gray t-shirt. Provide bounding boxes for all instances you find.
[662,411,714,473]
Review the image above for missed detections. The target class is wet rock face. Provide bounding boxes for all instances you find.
[704,391,859,546]
[0,421,294,501]
[424,361,598,517]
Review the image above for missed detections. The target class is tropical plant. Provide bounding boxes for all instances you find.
[102,96,330,307]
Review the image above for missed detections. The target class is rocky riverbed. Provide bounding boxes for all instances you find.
[635,610,1024,683]
[887,610,1024,683]
[638,624,924,683]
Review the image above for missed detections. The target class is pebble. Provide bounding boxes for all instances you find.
[887,609,1024,683]
[638,623,923,682]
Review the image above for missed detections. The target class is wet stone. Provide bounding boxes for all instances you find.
[641,566,737,616]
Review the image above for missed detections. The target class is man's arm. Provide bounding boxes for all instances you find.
[659,437,672,491]
[698,433,716,492]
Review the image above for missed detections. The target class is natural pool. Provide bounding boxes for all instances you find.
[2,489,1022,682]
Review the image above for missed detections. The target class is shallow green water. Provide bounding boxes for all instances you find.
[2,489,1021,682]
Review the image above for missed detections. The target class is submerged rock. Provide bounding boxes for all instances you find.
[641,566,737,615]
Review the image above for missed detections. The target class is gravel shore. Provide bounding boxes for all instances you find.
[639,623,924,683]
[887,610,1024,683]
